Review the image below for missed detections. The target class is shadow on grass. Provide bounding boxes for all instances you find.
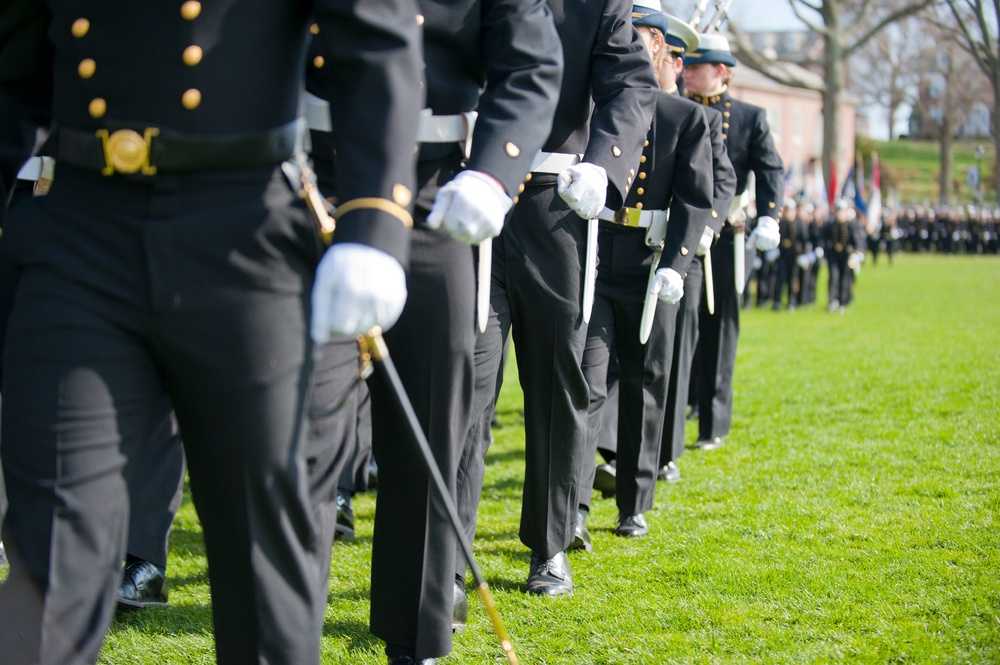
[322,617,381,653]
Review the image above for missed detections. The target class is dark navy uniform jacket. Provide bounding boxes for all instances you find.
[612,92,715,276]
[306,0,563,210]
[690,87,783,221]
[542,0,658,210]
[703,106,736,235]
[1,0,423,266]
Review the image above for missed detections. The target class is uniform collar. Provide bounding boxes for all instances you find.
[687,85,728,106]
[664,83,679,95]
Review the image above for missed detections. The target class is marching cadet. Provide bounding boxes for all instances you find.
[683,33,783,451]
[825,198,862,312]
[0,2,423,665]
[303,0,562,661]
[454,0,658,597]
[362,1,563,661]
[656,14,735,484]
[575,0,715,543]
[773,197,806,311]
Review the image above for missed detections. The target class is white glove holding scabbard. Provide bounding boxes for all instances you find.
[557,162,607,220]
[650,267,684,304]
[748,215,781,251]
[311,243,407,342]
[696,226,715,256]
[426,170,512,245]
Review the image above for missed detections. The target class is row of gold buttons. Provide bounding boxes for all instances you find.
[77,2,204,119]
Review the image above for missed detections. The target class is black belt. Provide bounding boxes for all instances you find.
[54,120,301,175]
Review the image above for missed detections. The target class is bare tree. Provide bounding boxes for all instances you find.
[849,17,923,139]
[728,0,938,192]
[912,38,991,203]
[940,0,1000,199]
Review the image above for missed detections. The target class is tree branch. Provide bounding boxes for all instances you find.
[728,27,826,92]
[789,0,828,35]
[844,0,938,57]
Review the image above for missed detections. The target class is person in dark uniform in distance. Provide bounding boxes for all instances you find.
[454,0,658,597]
[825,198,862,313]
[656,14,735,484]
[0,2,423,664]
[575,0,714,544]
[302,3,564,663]
[683,34,783,451]
[773,197,806,311]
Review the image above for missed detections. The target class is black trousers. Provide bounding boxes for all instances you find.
[368,222,475,660]
[773,250,799,309]
[579,227,677,515]
[0,166,325,665]
[828,250,851,306]
[306,336,368,590]
[338,380,372,494]
[696,229,743,441]
[660,256,703,466]
[122,394,185,569]
[456,182,590,562]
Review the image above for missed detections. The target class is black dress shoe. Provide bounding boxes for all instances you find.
[117,560,168,610]
[692,436,723,451]
[452,581,468,633]
[336,490,355,540]
[567,509,592,553]
[614,513,648,538]
[593,461,617,498]
[526,551,572,596]
[387,656,437,664]
[657,461,681,483]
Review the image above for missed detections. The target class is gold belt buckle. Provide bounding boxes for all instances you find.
[613,207,642,228]
[96,128,159,175]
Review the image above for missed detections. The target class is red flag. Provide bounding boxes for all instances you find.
[827,157,837,207]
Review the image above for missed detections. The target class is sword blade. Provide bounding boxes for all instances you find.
[639,250,662,344]
[477,238,492,333]
[582,217,599,324]
[704,250,715,315]
[734,230,745,296]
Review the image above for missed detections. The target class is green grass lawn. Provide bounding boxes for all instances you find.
[6,253,999,664]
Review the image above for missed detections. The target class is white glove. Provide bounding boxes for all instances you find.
[796,253,810,270]
[426,170,512,245]
[764,247,780,263]
[814,246,825,260]
[649,267,684,304]
[752,256,763,271]
[751,215,781,251]
[557,162,607,219]
[311,242,407,342]
[696,226,715,256]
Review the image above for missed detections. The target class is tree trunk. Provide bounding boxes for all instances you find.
[994,77,1000,204]
[888,102,899,140]
[822,4,842,206]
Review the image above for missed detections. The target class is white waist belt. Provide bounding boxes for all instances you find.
[304,92,473,143]
[17,156,56,181]
[530,151,582,174]
[598,206,667,229]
